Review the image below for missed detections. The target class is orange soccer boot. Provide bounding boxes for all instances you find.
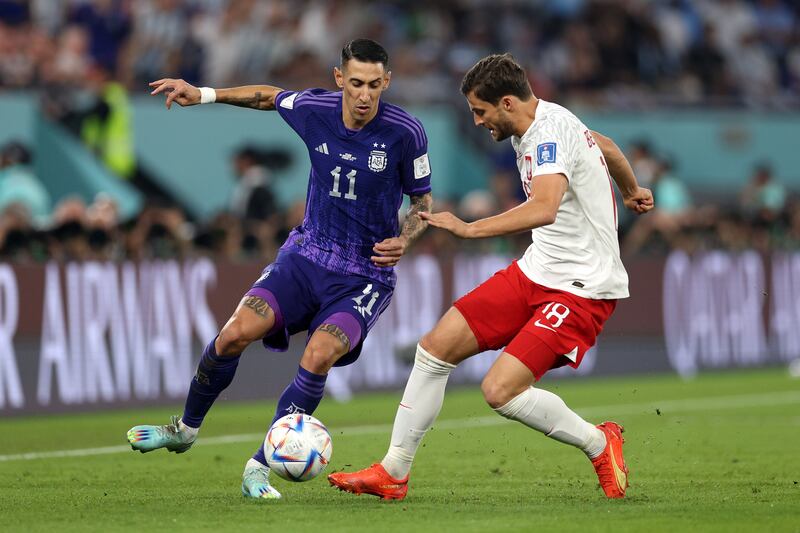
[590,421,629,498]
[328,463,408,501]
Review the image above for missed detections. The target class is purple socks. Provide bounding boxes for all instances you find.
[181,339,241,428]
[252,366,327,465]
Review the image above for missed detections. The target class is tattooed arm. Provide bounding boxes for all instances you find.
[371,192,432,268]
[401,192,433,244]
[215,86,282,111]
[149,78,282,111]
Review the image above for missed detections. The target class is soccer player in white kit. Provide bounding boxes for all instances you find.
[329,54,653,500]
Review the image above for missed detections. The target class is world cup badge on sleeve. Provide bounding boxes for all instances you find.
[368,150,388,172]
[536,142,557,165]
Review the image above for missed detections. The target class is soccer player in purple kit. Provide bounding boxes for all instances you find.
[126,39,433,500]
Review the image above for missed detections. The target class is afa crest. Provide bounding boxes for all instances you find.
[368,150,388,172]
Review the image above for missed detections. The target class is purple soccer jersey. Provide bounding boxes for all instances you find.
[274,88,432,286]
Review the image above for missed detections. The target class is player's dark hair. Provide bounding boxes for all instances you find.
[341,38,389,68]
[460,53,532,104]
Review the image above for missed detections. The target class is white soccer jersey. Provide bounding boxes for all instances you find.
[511,100,629,300]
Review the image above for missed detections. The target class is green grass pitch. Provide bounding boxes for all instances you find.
[1,369,798,532]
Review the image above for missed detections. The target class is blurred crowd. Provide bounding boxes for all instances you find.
[0,0,799,108]
[0,0,799,263]
[1,133,797,263]
[0,139,305,262]
[438,144,800,259]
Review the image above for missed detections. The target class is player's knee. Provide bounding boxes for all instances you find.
[418,333,438,355]
[419,330,450,361]
[481,375,516,409]
[216,321,255,356]
[301,343,337,374]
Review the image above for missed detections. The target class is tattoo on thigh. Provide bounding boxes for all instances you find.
[318,324,351,351]
[242,296,272,318]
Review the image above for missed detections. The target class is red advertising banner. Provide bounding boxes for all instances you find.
[0,252,796,415]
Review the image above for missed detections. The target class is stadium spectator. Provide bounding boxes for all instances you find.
[0,0,798,263]
[192,0,267,87]
[0,141,51,224]
[685,23,735,100]
[194,211,244,260]
[652,158,693,216]
[122,0,191,87]
[700,0,758,59]
[4,0,800,107]
[79,64,136,178]
[85,193,122,260]
[126,204,191,260]
[0,203,40,261]
[229,146,277,222]
[627,140,660,188]
[68,0,131,74]
[47,196,90,262]
[740,162,787,222]
[623,157,693,256]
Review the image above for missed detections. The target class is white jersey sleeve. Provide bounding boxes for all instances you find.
[528,119,579,182]
[512,101,629,300]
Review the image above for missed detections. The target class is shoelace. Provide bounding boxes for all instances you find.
[245,466,270,484]
[150,416,183,442]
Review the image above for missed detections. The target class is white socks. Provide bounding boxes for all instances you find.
[380,348,605,479]
[381,344,456,479]
[494,386,606,459]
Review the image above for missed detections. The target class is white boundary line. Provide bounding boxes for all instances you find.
[1,390,798,463]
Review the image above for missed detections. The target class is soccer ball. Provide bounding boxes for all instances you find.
[265,413,332,482]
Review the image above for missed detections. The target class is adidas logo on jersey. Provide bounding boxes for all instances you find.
[315,143,329,154]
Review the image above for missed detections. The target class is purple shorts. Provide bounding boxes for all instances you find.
[245,250,393,367]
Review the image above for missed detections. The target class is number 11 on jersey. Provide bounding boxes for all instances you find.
[330,166,357,201]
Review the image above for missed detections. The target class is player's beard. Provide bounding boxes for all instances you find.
[490,117,515,142]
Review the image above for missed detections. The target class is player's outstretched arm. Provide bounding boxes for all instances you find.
[214,85,283,110]
[591,130,653,215]
[149,79,283,111]
[371,192,432,267]
[421,174,566,239]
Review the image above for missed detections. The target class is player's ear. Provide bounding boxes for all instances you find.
[334,66,344,89]
[501,96,514,111]
[383,70,391,91]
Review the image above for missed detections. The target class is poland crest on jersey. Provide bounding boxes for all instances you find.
[368,150,388,172]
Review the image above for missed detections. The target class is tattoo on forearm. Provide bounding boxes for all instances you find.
[242,296,272,318]
[226,91,268,110]
[318,324,351,351]
[401,192,432,244]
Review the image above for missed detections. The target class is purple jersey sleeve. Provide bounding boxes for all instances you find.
[401,130,431,196]
[275,88,337,138]
[380,105,432,196]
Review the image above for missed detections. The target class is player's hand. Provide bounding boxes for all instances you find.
[623,187,654,215]
[419,211,472,238]
[149,78,201,109]
[371,236,409,267]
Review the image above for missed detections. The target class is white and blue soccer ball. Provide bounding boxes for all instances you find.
[265,413,332,482]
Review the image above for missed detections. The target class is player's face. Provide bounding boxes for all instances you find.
[465,91,515,142]
[335,60,390,127]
